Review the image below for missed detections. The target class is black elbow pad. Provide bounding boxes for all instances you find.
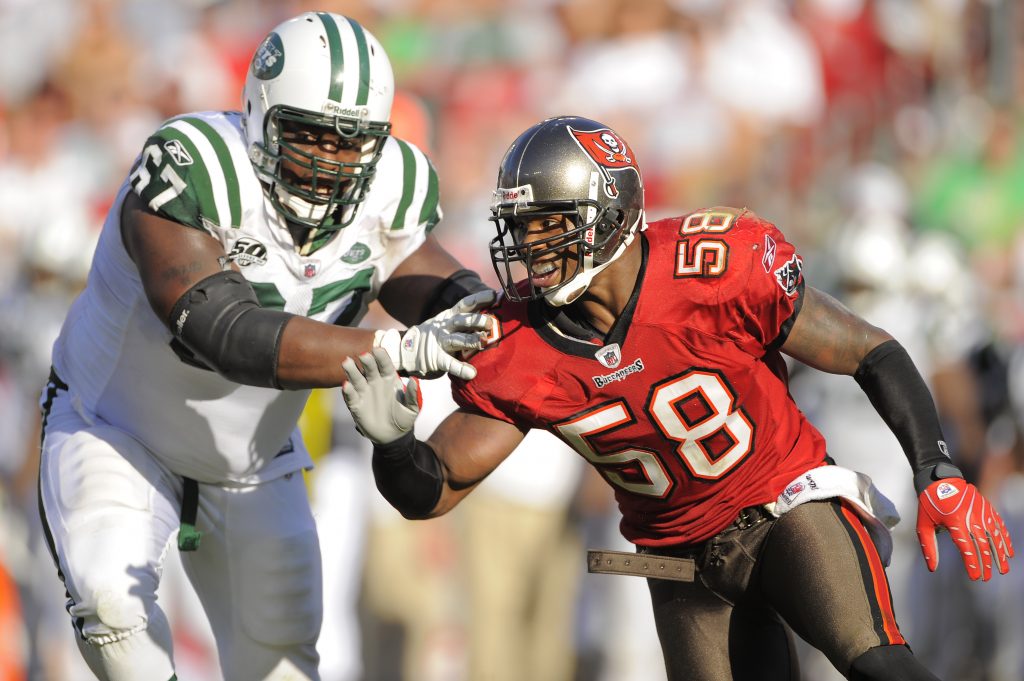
[168,270,292,388]
[372,432,444,519]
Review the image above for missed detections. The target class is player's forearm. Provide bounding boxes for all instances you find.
[170,281,379,389]
[274,317,376,389]
[377,234,490,325]
[380,268,490,326]
[782,287,892,374]
[853,339,964,490]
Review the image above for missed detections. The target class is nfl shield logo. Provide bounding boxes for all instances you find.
[595,343,622,369]
[303,263,318,278]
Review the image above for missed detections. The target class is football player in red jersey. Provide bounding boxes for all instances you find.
[340,116,1014,681]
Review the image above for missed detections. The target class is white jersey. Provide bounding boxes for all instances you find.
[51,111,440,484]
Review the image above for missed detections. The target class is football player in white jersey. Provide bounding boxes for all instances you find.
[37,12,493,681]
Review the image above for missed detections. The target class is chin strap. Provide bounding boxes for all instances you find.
[542,223,639,307]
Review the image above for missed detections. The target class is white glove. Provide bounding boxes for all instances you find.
[341,348,421,445]
[373,289,496,380]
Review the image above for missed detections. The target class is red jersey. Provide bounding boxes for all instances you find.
[452,207,828,546]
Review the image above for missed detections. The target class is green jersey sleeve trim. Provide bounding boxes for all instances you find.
[127,116,243,234]
[176,117,242,227]
[250,282,286,310]
[129,130,214,232]
[391,139,417,230]
[419,161,440,232]
[389,139,442,232]
[169,117,242,229]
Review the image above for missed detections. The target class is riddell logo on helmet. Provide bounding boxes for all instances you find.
[322,102,363,117]
[491,185,534,208]
[568,126,641,199]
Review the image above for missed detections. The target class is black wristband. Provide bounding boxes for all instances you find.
[372,431,444,519]
[421,269,490,319]
[853,340,952,479]
[913,461,965,495]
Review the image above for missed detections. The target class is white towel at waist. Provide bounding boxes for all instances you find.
[766,465,901,566]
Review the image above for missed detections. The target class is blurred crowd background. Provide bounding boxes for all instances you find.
[0,0,1022,679]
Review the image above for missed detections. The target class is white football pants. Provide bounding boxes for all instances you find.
[39,388,322,681]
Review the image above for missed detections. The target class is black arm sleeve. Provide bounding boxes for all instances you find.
[169,270,293,389]
[853,339,964,493]
[371,431,444,519]
[420,269,491,320]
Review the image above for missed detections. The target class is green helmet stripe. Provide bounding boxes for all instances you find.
[391,139,417,230]
[418,161,440,232]
[317,12,345,102]
[344,17,371,106]
[178,117,241,227]
[168,118,241,228]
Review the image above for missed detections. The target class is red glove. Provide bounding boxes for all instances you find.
[917,478,1014,581]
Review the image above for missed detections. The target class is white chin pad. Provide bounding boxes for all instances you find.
[541,233,634,307]
[542,269,593,307]
[275,186,329,221]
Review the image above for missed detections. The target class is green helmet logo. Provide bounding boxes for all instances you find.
[252,33,285,80]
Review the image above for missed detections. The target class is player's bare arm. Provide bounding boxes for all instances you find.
[122,192,489,387]
[378,234,488,326]
[121,190,231,316]
[341,348,524,519]
[780,285,893,374]
[425,408,525,515]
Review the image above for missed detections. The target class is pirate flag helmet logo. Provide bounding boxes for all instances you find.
[568,126,641,198]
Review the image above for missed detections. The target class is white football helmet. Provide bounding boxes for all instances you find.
[242,12,394,231]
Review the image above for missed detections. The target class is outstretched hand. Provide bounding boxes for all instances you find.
[374,289,496,380]
[917,478,1014,581]
[341,348,421,445]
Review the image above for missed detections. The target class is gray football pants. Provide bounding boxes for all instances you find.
[642,500,940,681]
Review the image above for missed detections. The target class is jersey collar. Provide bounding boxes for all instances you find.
[529,233,648,360]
